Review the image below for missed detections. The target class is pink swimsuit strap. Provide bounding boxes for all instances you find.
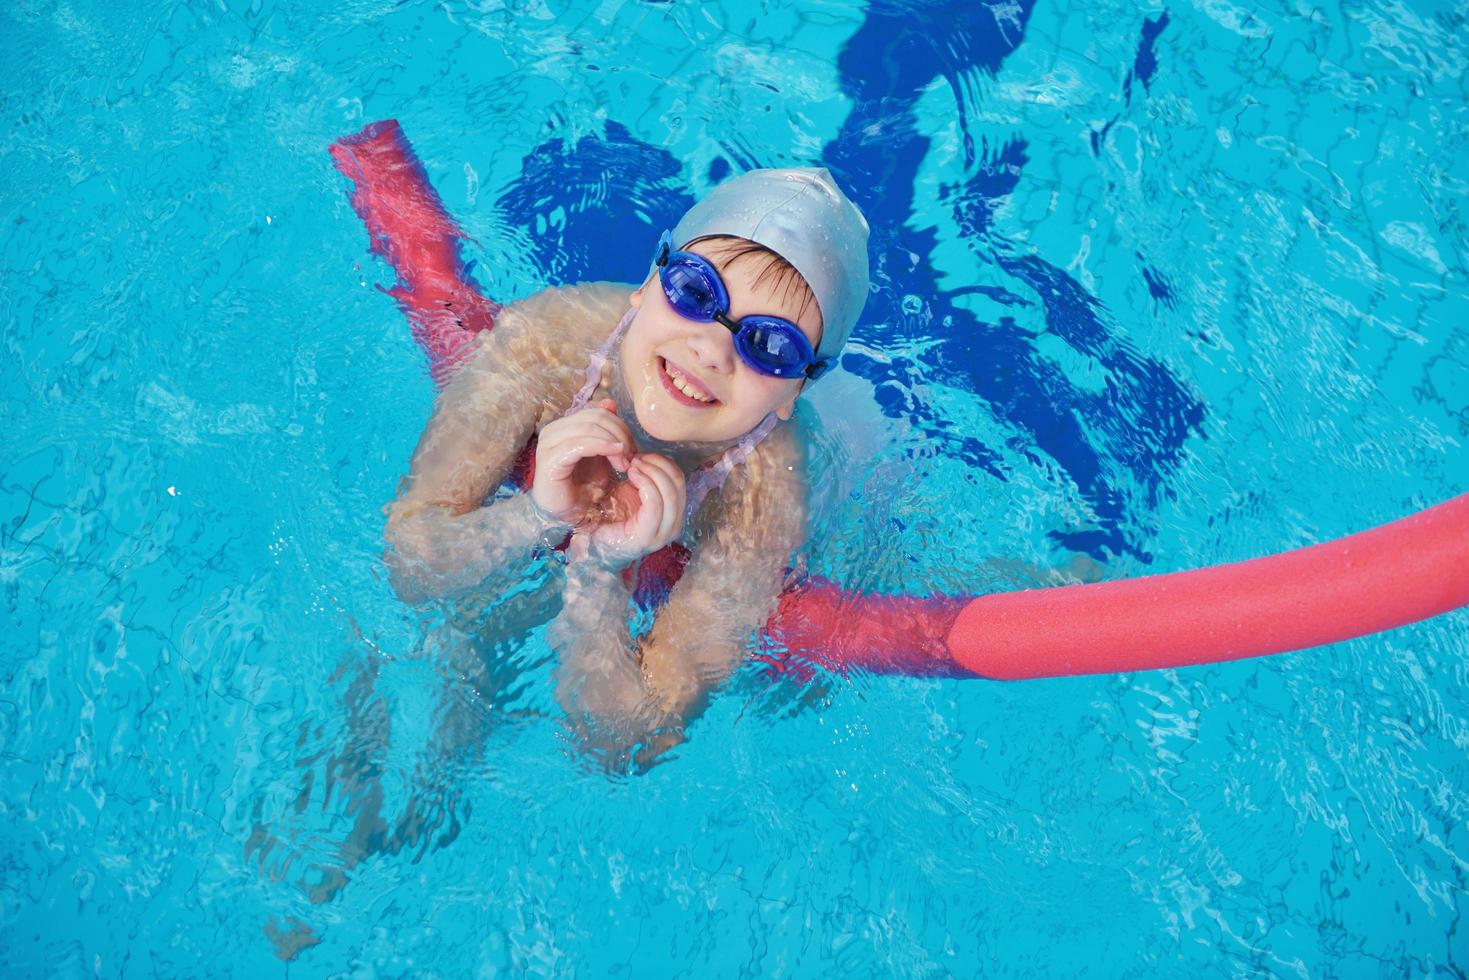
[569,307,777,526]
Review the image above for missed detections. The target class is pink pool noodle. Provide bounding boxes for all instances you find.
[330,120,499,385]
[333,119,1469,680]
[769,495,1469,679]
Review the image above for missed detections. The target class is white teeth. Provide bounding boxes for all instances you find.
[672,374,712,402]
[665,362,714,402]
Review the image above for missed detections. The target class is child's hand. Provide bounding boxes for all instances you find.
[568,454,686,569]
[531,399,634,526]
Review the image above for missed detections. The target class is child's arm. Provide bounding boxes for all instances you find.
[384,324,552,602]
[385,285,627,601]
[551,425,807,741]
[639,427,806,719]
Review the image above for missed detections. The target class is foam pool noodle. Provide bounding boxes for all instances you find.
[332,120,1469,681]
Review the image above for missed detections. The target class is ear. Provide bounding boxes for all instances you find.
[775,387,800,421]
[629,271,656,308]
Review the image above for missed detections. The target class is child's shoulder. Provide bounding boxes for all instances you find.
[695,414,810,539]
[458,282,634,419]
[751,413,806,475]
[492,282,635,354]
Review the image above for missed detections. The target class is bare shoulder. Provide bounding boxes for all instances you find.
[491,282,636,356]
[455,282,635,419]
[693,419,810,550]
[749,419,806,481]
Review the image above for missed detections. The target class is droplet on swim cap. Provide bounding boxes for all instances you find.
[670,167,870,367]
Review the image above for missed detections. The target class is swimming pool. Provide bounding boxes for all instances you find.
[2,0,1465,973]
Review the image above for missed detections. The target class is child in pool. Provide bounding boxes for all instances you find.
[381,168,870,748]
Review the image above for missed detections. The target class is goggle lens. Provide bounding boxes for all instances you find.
[661,258,724,320]
[654,235,827,380]
[734,317,813,379]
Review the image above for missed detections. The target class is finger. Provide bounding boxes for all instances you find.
[546,431,626,462]
[638,453,686,490]
[594,439,634,476]
[580,400,630,436]
[640,455,685,508]
[572,411,635,461]
[544,413,631,462]
[558,410,631,448]
[659,476,686,545]
[626,463,664,544]
[543,442,584,481]
[547,404,628,446]
[564,424,629,473]
[638,459,685,544]
[545,437,624,480]
[625,462,656,508]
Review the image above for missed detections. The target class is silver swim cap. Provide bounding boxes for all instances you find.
[671,167,870,365]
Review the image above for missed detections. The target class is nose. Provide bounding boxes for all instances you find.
[684,323,737,376]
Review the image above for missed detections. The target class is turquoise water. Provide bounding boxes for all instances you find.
[3,0,1467,974]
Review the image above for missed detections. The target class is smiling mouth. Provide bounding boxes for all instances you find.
[658,357,720,407]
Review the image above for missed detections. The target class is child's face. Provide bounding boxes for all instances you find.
[619,240,823,445]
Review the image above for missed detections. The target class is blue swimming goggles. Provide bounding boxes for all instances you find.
[654,231,831,381]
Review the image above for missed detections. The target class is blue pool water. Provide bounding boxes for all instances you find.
[3,0,1467,974]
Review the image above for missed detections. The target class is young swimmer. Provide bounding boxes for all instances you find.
[383,168,869,750]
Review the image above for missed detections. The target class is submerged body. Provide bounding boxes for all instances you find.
[385,280,809,747]
[341,128,871,756]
